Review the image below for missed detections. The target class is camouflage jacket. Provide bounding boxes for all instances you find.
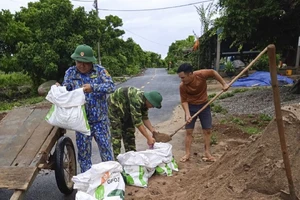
[109,87,149,127]
[62,64,115,123]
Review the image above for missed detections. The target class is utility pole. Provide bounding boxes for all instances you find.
[296,36,300,68]
[94,0,101,65]
[215,28,223,72]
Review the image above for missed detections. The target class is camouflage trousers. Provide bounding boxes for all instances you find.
[108,100,136,159]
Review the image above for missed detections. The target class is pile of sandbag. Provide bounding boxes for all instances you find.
[72,143,179,199]
[117,142,178,188]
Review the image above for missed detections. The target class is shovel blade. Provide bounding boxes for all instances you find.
[153,132,172,143]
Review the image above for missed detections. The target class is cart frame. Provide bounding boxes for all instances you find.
[0,106,77,200]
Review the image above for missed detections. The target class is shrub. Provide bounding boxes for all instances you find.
[0,72,32,88]
[125,65,140,75]
[252,54,280,71]
[224,61,235,73]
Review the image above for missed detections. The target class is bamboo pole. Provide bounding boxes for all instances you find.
[267,44,298,200]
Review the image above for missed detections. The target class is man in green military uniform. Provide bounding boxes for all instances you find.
[107,86,163,159]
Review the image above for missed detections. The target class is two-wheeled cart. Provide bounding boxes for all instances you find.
[0,106,77,200]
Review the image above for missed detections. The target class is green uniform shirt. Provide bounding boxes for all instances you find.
[109,87,149,127]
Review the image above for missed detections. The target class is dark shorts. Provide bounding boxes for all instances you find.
[185,103,212,130]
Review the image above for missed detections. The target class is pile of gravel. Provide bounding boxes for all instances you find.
[217,86,300,117]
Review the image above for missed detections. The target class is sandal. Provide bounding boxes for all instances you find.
[180,155,190,162]
[202,156,216,162]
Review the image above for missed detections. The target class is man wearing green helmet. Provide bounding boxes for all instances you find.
[107,86,163,159]
[62,44,115,172]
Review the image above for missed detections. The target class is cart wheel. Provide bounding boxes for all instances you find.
[54,136,77,195]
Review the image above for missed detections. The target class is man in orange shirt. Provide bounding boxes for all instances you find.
[177,63,229,162]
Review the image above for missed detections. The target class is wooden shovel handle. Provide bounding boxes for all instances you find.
[170,47,268,138]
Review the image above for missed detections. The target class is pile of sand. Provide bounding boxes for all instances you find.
[174,104,300,200]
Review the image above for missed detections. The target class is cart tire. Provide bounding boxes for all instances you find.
[54,136,77,195]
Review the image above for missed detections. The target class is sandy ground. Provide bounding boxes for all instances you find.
[124,81,243,200]
[124,81,300,200]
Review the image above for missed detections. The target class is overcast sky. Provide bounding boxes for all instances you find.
[3,0,213,58]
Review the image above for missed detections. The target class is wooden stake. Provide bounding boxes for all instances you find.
[267,44,298,200]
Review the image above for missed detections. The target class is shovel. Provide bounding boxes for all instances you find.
[153,47,268,143]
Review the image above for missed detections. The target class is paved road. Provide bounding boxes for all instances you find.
[0,68,181,200]
[117,68,180,124]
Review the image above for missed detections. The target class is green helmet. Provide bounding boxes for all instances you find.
[71,44,97,63]
[144,91,163,109]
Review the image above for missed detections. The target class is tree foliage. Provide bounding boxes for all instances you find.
[216,0,300,64]
[165,35,196,69]
[195,3,217,35]
[0,0,165,87]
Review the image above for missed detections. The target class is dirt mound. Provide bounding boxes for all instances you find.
[174,104,300,200]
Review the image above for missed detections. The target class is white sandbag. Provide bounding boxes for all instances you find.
[121,165,149,188]
[155,157,178,176]
[45,104,90,135]
[117,143,178,187]
[73,161,125,200]
[169,157,179,171]
[117,142,173,168]
[45,85,90,135]
[46,85,85,107]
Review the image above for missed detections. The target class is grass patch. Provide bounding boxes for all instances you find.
[0,96,45,111]
[232,117,245,125]
[211,104,228,114]
[219,92,234,99]
[259,113,272,121]
[242,126,260,135]
[208,93,216,99]
[210,132,218,145]
[214,87,261,101]
[232,88,249,93]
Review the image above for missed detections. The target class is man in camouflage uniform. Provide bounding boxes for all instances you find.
[108,86,163,159]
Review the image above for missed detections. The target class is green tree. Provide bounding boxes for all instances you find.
[216,0,300,64]
[0,0,166,88]
[0,10,32,72]
[165,35,196,68]
[0,0,128,85]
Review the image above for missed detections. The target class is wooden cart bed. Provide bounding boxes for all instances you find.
[0,106,64,200]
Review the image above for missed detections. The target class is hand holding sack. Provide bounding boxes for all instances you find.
[45,85,90,135]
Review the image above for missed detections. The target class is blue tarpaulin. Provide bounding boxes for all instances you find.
[231,71,294,87]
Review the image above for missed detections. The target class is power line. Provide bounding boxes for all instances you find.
[98,0,213,12]
[123,28,169,47]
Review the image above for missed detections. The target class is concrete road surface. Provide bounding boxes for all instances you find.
[0,68,181,200]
